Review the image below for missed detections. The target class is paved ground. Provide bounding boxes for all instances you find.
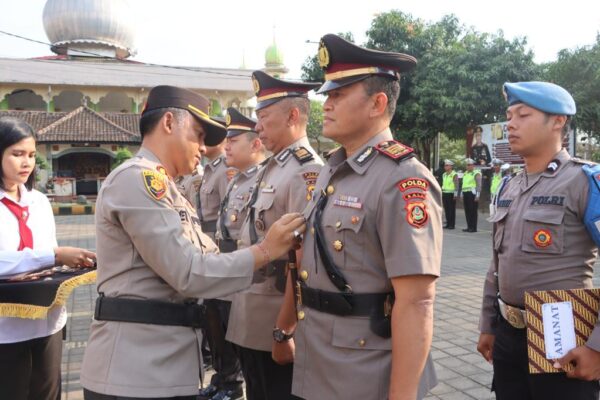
[55,212,598,400]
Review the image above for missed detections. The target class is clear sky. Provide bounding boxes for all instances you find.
[0,0,598,79]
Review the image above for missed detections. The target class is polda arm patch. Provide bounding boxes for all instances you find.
[397,177,429,228]
[142,170,167,201]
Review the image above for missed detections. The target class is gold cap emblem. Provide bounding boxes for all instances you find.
[318,40,330,68]
[225,113,232,126]
[252,76,260,95]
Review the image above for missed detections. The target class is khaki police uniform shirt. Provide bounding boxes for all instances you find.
[479,149,600,349]
[175,165,203,210]
[81,148,255,398]
[200,155,234,238]
[216,165,259,243]
[227,136,323,351]
[292,130,442,400]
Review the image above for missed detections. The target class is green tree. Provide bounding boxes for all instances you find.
[543,34,600,141]
[111,147,133,170]
[307,100,325,154]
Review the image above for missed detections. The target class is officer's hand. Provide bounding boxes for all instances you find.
[272,338,295,365]
[477,333,495,364]
[261,213,306,260]
[555,345,600,380]
[54,247,96,268]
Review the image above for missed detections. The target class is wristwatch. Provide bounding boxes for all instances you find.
[272,327,294,343]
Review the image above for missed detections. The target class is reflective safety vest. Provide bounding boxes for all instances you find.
[442,171,457,193]
[462,170,480,190]
[490,173,502,196]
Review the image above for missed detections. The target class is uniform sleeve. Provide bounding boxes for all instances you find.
[286,163,321,214]
[479,255,498,334]
[376,160,442,278]
[100,167,255,299]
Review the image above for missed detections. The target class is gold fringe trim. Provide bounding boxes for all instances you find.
[0,270,97,320]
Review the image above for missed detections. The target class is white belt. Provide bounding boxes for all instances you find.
[498,297,527,329]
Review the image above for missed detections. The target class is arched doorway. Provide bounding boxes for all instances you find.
[55,150,112,195]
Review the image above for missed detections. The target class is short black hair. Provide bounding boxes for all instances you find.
[0,117,36,191]
[361,76,400,117]
[139,107,188,138]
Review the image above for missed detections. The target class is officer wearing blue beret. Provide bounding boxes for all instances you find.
[477,81,600,399]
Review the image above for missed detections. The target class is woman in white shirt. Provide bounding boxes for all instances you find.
[0,117,96,400]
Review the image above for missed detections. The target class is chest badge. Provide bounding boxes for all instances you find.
[533,229,552,248]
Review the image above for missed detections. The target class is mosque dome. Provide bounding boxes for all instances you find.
[265,42,284,67]
[43,0,136,59]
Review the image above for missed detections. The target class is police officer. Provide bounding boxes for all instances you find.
[276,33,441,400]
[477,81,600,399]
[176,164,204,211]
[460,158,481,232]
[80,86,306,400]
[199,140,234,240]
[226,71,322,400]
[471,126,491,166]
[489,158,503,215]
[441,159,459,229]
[199,108,266,400]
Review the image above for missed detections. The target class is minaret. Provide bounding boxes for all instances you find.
[263,28,288,78]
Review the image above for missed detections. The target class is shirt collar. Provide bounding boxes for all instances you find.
[330,128,393,175]
[0,184,32,206]
[274,136,311,167]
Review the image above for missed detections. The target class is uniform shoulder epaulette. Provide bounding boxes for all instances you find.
[571,157,596,166]
[324,147,341,161]
[374,140,414,163]
[292,146,314,164]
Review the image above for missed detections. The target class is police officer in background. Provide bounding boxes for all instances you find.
[275,33,441,400]
[460,158,481,232]
[176,164,203,211]
[226,71,322,400]
[199,140,234,240]
[441,159,459,229]
[489,158,503,215]
[80,86,306,400]
[477,81,600,399]
[199,108,266,400]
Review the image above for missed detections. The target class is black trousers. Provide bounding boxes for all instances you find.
[204,298,243,390]
[442,192,456,228]
[463,191,478,231]
[493,316,600,400]
[84,389,196,400]
[0,330,62,400]
[236,345,302,400]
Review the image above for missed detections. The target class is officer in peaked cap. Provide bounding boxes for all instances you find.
[275,33,442,400]
[478,81,600,399]
[199,108,265,400]
[226,71,323,400]
[80,85,306,400]
[442,159,459,229]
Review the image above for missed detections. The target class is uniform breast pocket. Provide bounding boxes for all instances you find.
[322,209,366,270]
[201,185,218,209]
[521,208,565,254]
[252,193,275,233]
[490,208,509,251]
[331,317,391,351]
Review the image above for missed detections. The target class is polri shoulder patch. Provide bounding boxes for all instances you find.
[142,170,167,201]
[374,140,414,162]
[293,147,314,164]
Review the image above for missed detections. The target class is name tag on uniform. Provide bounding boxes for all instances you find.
[542,301,576,359]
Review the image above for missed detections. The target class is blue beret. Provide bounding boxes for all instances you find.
[503,81,576,115]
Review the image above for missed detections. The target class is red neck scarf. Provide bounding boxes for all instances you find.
[1,196,34,250]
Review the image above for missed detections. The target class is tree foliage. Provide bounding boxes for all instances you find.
[111,147,133,170]
[307,100,325,154]
[543,34,600,140]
